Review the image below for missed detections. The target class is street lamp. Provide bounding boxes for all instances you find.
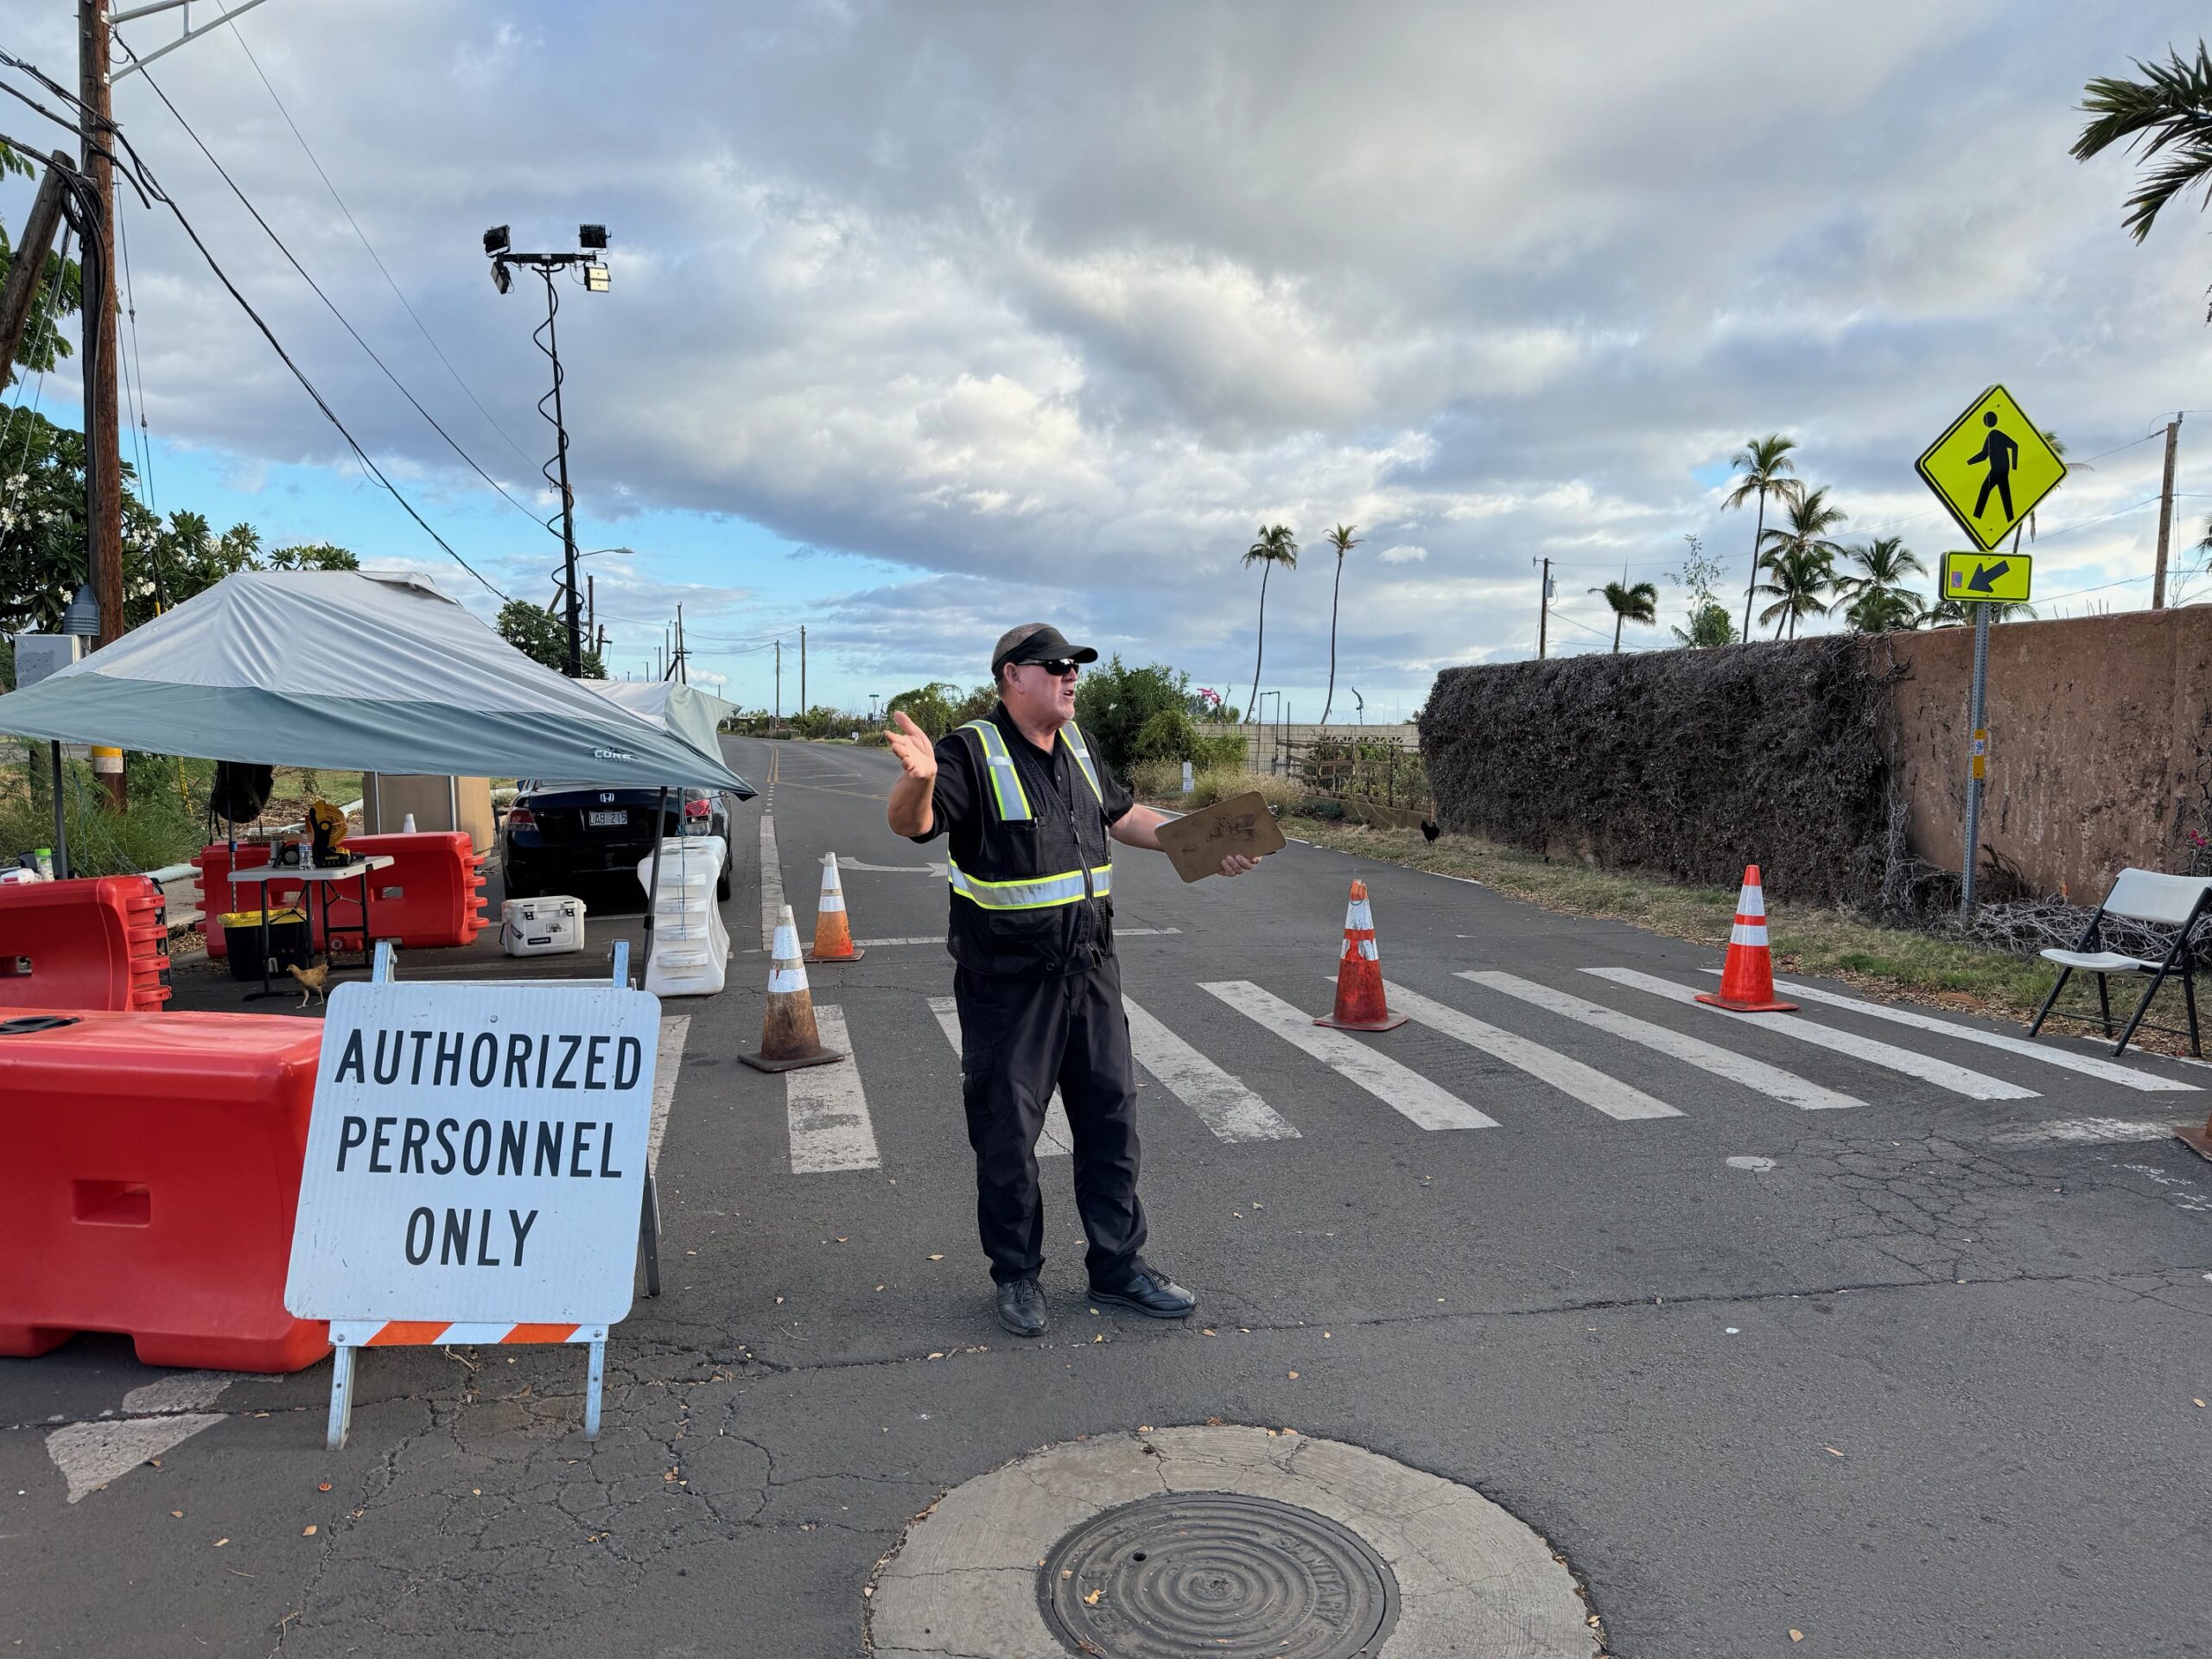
[486,222,612,677]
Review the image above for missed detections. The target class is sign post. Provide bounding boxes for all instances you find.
[287,942,658,1448]
[1916,383,2061,920]
[1940,548,2037,918]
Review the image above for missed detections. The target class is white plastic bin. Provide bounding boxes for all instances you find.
[499,895,586,957]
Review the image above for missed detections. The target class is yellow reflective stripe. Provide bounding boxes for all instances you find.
[959,719,1033,822]
[1059,725,1104,804]
[948,860,1090,910]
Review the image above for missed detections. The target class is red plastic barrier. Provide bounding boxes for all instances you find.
[339,831,489,950]
[0,1008,329,1371]
[0,876,172,1012]
[194,834,487,957]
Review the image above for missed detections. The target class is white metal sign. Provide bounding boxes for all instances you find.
[285,979,659,1325]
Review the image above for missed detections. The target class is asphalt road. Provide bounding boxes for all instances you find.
[6,734,2210,1657]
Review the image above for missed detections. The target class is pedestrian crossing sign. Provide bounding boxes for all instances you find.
[1916,384,2066,552]
[1942,550,2033,604]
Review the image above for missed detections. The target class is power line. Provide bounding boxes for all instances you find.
[115,194,156,513]
[209,3,541,474]
[117,41,556,539]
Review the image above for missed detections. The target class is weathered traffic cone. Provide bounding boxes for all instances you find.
[1694,865,1797,1013]
[805,852,865,963]
[1314,879,1408,1032]
[740,904,846,1072]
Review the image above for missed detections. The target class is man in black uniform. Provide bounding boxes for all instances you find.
[886,623,1255,1337]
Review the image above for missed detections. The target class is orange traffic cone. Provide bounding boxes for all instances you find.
[806,853,865,963]
[1315,879,1408,1032]
[1694,865,1797,1013]
[740,904,846,1072]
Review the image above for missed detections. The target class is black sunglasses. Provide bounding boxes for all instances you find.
[1023,658,1082,678]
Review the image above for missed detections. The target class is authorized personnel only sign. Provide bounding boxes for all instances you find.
[285,979,659,1326]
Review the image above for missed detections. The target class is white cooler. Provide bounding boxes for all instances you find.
[499,895,587,957]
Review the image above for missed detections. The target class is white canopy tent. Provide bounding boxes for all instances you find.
[0,570,749,791]
[583,679,736,773]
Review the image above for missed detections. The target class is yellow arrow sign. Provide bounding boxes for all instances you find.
[1941,550,2033,604]
[1916,385,2066,552]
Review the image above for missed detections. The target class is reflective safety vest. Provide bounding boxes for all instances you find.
[947,717,1113,912]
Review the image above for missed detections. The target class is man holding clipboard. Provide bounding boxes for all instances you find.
[887,624,1262,1338]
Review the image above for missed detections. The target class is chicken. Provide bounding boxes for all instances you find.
[1420,818,1440,842]
[287,960,331,1007]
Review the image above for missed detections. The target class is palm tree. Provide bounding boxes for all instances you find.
[1242,524,1297,724]
[1834,536,1927,633]
[1723,435,1802,643]
[1755,486,1847,639]
[1592,579,1659,652]
[1318,524,1360,725]
[2072,44,2212,245]
[1925,594,2037,626]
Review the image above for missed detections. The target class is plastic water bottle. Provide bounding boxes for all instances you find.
[34,847,54,880]
[402,812,417,833]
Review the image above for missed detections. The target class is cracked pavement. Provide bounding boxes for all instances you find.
[5,735,2209,1656]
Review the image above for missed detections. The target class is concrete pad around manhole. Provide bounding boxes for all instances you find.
[866,1426,1600,1658]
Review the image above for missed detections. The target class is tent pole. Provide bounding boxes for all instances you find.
[49,741,70,880]
[640,786,668,987]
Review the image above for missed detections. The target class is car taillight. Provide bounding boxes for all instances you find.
[683,798,712,819]
[505,806,537,829]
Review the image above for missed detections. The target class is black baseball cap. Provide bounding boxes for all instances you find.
[991,623,1098,677]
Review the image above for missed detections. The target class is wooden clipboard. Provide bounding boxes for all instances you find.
[1155,791,1287,882]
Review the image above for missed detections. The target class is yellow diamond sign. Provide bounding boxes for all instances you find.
[1916,384,2066,552]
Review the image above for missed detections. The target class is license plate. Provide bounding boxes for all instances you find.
[588,809,627,828]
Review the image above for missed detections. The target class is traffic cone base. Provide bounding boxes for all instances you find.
[1314,879,1408,1031]
[1694,863,1797,1014]
[806,851,865,963]
[741,904,847,1072]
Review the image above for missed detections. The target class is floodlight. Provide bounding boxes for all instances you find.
[578,223,608,250]
[483,224,511,256]
[490,259,512,296]
[584,264,610,293]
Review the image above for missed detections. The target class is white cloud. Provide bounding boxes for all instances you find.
[21,0,2207,705]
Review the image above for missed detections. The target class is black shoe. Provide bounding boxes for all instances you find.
[995,1276,1047,1338]
[1087,1262,1197,1319]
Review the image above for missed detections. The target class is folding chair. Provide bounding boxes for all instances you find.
[2026,869,2209,1058]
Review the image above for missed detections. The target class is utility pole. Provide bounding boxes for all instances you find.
[774,639,782,732]
[1534,556,1553,659]
[2152,413,2183,612]
[675,606,688,685]
[80,0,125,805]
[586,575,595,661]
[799,625,806,716]
[0,154,70,376]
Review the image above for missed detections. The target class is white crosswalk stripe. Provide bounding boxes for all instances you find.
[1202,980,1498,1130]
[1756,975,2196,1093]
[1124,997,1300,1142]
[1461,970,1862,1110]
[785,1005,882,1173]
[926,996,1074,1156]
[1381,980,1681,1121]
[1585,968,2039,1102]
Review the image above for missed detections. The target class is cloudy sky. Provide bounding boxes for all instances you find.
[5,0,2209,719]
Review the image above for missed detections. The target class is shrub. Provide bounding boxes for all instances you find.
[1184,766,1299,812]
[1075,658,1195,775]
[1128,757,1185,800]
[1134,708,1199,762]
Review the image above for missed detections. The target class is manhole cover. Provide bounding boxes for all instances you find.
[1039,1491,1400,1659]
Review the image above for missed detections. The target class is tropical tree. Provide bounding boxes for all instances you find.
[496,600,607,678]
[1924,594,2037,626]
[1592,579,1659,652]
[1723,435,1802,643]
[0,142,85,384]
[1317,523,1360,726]
[1834,537,1927,633]
[1754,486,1847,639]
[1241,524,1297,724]
[2072,43,2212,250]
[1666,533,1738,648]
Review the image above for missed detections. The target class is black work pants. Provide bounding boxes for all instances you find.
[953,957,1147,1286]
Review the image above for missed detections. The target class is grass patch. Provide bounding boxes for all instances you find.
[1278,817,2081,1026]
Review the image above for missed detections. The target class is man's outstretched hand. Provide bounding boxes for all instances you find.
[886,710,938,783]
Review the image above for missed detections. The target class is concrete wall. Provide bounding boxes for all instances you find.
[1880,607,2212,897]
